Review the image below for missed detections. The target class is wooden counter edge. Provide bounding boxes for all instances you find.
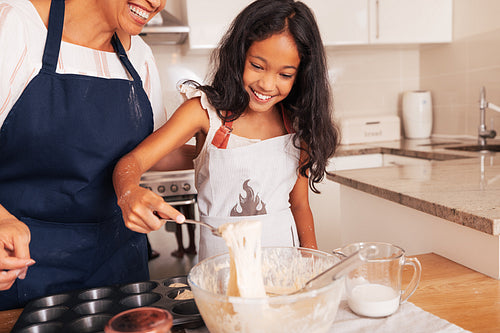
[0,308,22,332]
[1,253,499,333]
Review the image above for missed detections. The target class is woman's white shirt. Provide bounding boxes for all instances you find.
[0,0,166,130]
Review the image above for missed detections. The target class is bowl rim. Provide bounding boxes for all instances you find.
[187,246,342,304]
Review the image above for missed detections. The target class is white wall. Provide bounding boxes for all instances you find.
[453,0,500,40]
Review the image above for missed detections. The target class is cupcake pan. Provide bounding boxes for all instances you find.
[11,275,203,333]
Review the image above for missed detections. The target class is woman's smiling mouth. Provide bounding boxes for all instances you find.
[129,4,150,21]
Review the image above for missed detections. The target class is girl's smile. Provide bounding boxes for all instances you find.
[243,32,301,113]
[250,88,275,102]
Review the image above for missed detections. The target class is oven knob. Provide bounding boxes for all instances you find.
[170,184,178,192]
[157,185,166,193]
[182,183,191,191]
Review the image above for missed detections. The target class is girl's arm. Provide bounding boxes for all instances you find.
[149,144,196,172]
[113,98,208,233]
[289,152,318,249]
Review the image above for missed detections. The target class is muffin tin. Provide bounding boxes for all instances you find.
[11,275,204,333]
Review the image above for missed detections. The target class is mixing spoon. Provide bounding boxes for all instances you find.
[269,246,377,296]
[161,218,222,237]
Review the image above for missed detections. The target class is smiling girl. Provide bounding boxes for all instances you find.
[113,0,340,260]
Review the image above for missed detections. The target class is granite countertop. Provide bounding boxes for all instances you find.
[327,137,500,236]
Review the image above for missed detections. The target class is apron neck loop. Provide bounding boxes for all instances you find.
[111,34,142,83]
[42,0,65,73]
[280,104,295,134]
[41,0,142,84]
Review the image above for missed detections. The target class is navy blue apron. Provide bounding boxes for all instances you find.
[0,0,153,310]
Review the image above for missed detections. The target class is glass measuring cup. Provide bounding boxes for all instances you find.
[334,242,421,318]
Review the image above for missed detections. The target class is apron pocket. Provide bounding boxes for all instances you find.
[16,216,100,305]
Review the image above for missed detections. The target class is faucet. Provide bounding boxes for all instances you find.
[478,86,500,146]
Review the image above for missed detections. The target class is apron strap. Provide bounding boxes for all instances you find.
[111,34,143,84]
[281,104,295,134]
[41,0,65,73]
[211,111,234,149]
[41,0,141,84]
[211,104,294,149]
[211,122,233,149]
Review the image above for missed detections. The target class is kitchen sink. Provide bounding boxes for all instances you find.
[444,144,500,152]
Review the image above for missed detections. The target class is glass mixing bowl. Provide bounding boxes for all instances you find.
[187,247,344,333]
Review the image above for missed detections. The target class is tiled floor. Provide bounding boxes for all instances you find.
[147,225,200,280]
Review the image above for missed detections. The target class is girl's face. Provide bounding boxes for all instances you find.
[113,0,166,35]
[243,32,301,114]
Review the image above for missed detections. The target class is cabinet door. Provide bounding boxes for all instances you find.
[185,0,252,50]
[303,0,368,45]
[369,0,452,44]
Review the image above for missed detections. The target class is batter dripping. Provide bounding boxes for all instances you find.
[218,220,266,298]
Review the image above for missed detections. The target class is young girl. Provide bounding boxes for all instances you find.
[113,0,340,261]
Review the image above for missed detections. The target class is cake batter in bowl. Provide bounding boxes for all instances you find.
[188,247,344,333]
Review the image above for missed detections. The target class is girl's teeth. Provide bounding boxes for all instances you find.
[129,5,150,20]
[254,91,271,101]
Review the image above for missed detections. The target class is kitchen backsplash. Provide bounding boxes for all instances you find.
[421,27,500,137]
[150,44,420,122]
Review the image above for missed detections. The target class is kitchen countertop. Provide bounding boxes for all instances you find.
[1,253,498,333]
[328,137,500,236]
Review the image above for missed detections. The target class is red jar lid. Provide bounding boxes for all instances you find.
[105,307,173,333]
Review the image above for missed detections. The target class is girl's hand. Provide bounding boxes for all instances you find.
[117,185,185,233]
[0,216,35,290]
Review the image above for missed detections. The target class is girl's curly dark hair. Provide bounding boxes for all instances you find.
[188,0,340,193]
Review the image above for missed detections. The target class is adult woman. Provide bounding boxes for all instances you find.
[0,0,167,310]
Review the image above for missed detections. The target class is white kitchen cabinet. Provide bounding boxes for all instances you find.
[311,154,383,253]
[307,0,452,45]
[303,0,369,45]
[185,0,252,50]
[185,0,368,49]
[369,0,452,44]
[339,185,500,279]
[184,0,451,50]
[311,153,434,253]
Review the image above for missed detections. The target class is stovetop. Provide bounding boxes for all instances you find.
[140,169,196,198]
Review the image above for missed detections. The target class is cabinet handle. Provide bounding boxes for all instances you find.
[376,0,380,39]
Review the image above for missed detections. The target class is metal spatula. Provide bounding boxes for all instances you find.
[161,218,222,237]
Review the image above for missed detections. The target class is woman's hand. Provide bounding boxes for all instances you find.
[0,216,35,290]
[117,185,185,233]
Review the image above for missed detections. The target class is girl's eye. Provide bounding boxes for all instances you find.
[251,63,263,70]
[281,73,294,79]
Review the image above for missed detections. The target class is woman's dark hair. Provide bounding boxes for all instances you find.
[190,0,340,193]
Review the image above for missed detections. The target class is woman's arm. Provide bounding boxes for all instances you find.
[289,164,318,250]
[113,98,208,233]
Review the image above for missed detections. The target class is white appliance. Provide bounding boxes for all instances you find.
[340,115,400,145]
[402,90,433,139]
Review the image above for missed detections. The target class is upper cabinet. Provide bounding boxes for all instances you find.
[303,0,369,45]
[368,0,452,44]
[185,0,252,50]
[184,0,452,49]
